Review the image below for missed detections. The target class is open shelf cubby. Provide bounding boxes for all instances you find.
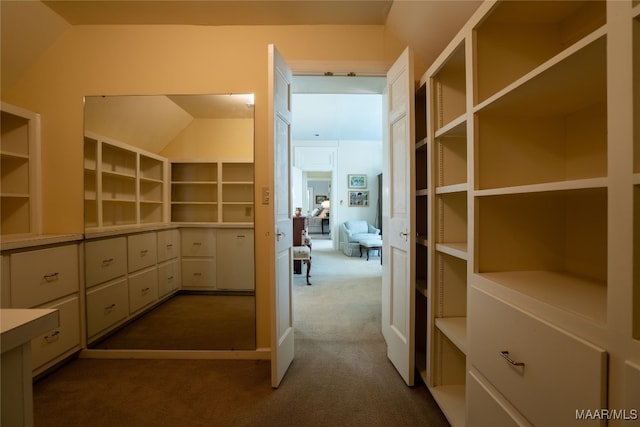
[221,162,252,182]
[435,191,467,254]
[172,162,217,182]
[416,194,428,243]
[435,251,467,318]
[222,204,254,223]
[431,330,466,427]
[416,293,428,382]
[433,41,466,131]
[634,16,640,174]
[474,0,606,104]
[435,119,466,188]
[475,36,607,190]
[171,203,217,223]
[476,188,607,323]
[633,185,640,340]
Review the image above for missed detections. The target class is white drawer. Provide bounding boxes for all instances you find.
[467,369,530,427]
[181,228,216,257]
[85,237,127,288]
[31,296,80,370]
[86,278,128,338]
[469,286,607,427]
[10,244,79,307]
[128,232,157,272]
[158,259,180,297]
[157,229,180,263]
[181,260,215,287]
[128,268,158,314]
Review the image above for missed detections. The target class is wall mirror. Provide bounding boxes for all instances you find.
[83,94,255,351]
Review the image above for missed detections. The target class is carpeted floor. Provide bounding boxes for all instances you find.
[91,294,256,350]
[32,238,450,426]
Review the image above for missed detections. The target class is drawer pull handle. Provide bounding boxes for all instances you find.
[193,272,202,276]
[142,287,150,295]
[166,244,173,248]
[167,275,174,280]
[237,235,245,238]
[44,330,61,343]
[102,258,114,266]
[140,249,148,256]
[500,351,525,367]
[104,303,117,314]
[193,242,202,246]
[44,272,60,282]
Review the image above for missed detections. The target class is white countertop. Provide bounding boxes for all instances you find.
[1,309,59,353]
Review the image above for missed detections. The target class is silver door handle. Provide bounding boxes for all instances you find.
[276,231,286,241]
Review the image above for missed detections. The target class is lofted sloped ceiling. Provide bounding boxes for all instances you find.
[2,1,481,92]
[2,0,481,144]
[38,0,481,71]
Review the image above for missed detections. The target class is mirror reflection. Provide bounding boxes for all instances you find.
[83,94,255,351]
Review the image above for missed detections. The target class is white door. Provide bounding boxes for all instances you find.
[268,44,295,388]
[382,47,415,386]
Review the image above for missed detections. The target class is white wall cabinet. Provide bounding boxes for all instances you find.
[417,1,638,425]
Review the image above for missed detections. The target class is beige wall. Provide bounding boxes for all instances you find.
[2,23,404,349]
[161,118,253,160]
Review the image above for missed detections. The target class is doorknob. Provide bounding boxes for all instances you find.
[400,230,408,241]
[276,231,286,241]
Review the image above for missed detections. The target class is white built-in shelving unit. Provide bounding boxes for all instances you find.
[84,132,168,231]
[171,161,254,224]
[416,1,639,425]
[1,102,40,238]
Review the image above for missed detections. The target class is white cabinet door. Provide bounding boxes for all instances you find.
[216,229,254,290]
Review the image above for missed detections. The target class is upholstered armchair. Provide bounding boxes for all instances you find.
[341,220,381,256]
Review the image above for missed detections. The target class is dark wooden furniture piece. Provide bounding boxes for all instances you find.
[293,216,308,274]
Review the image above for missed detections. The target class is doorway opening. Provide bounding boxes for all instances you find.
[290,74,385,328]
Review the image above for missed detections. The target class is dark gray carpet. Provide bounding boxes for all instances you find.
[92,294,255,350]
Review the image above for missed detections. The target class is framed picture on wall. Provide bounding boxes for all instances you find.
[348,174,367,189]
[348,191,369,207]
[315,195,327,204]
